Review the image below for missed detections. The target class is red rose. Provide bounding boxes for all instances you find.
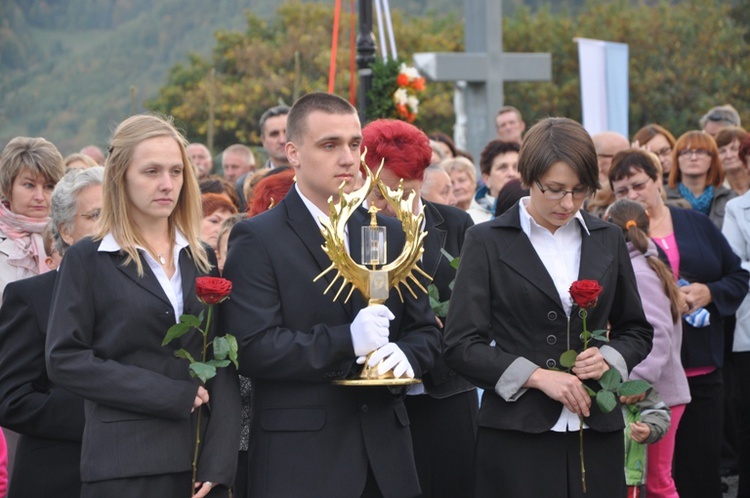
[396,73,410,87]
[196,276,232,305]
[569,280,602,309]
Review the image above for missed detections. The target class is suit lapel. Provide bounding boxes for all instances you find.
[179,247,199,316]
[422,201,447,278]
[285,188,354,317]
[113,251,172,307]
[577,213,614,282]
[493,208,564,310]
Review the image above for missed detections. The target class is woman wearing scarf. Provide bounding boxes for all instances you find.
[665,130,736,230]
[0,137,65,301]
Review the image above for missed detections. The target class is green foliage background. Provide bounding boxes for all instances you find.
[2,0,750,155]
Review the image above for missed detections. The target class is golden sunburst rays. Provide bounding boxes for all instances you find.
[313,152,431,304]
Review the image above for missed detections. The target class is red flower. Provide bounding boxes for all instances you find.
[196,276,232,305]
[411,77,425,91]
[569,280,602,309]
[396,73,410,87]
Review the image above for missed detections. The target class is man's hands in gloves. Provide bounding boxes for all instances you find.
[350,304,393,356]
[357,343,415,379]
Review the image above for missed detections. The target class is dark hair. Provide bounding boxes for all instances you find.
[259,105,290,136]
[427,131,457,158]
[479,140,521,176]
[669,130,723,188]
[609,148,662,188]
[362,119,432,181]
[605,199,682,322]
[494,178,529,217]
[632,124,676,149]
[715,126,747,149]
[518,117,599,191]
[286,93,357,143]
[199,175,240,210]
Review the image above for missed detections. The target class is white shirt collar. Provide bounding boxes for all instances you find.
[295,183,336,232]
[98,230,190,254]
[517,196,590,237]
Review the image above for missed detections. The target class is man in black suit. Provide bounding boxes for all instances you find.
[221,93,440,497]
[362,119,477,498]
[0,166,103,497]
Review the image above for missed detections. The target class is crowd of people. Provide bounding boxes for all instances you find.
[0,94,747,498]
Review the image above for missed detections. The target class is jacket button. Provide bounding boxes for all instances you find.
[361,404,368,413]
[546,359,557,368]
[547,311,557,320]
[546,335,557,345]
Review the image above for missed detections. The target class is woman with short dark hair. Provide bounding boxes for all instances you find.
[445,117,653,497]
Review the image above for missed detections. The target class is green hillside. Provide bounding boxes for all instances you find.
[0,0,590,154]
[0,0,265,153]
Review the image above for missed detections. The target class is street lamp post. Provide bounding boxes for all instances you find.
[356,0,375,122]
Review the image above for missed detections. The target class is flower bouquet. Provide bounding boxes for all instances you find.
[367,58,425,123]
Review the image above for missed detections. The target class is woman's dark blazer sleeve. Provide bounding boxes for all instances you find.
[0,274,84,441]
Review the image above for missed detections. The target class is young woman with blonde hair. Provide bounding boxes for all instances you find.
[46,114,239,498]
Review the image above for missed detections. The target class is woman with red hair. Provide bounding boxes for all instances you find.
[361,118,477,498]
[200,193,237,251]
[249,168,295,217]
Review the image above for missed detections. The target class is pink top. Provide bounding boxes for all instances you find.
[653,232,680,280]
[0,428,7,498]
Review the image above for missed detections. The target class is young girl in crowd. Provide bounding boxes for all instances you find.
[606,196,690,498]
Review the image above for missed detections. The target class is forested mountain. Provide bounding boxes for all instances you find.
[0,0,264,152]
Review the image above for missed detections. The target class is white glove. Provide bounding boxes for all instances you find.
[350,305,393,357]
[366,343,415,379]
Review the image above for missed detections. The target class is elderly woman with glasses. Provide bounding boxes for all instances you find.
[665,130,736,230]
[0,167,103,498]
[444,118,653,498]
[610,148,748,498]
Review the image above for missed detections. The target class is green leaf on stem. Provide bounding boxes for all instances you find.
[581,330,591,342]
[162,322,193,346]
[617,379,651,396]
[174,348,195,363]
[213,336,230,361]
[180,314,203,328]
[440,248,460,270]
[207,359,231,368]
[189,362,217,384]
[599,368,622,391]
[560,349,578,368]
[226,334,239,369]
[596,389,617,413]
[583,384,597,397]
[428,284,450,317]
[590,329,609,341]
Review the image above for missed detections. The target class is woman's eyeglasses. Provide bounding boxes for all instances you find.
[613,178,653,198]
[678,148,712,158]
[534,181,591,200]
